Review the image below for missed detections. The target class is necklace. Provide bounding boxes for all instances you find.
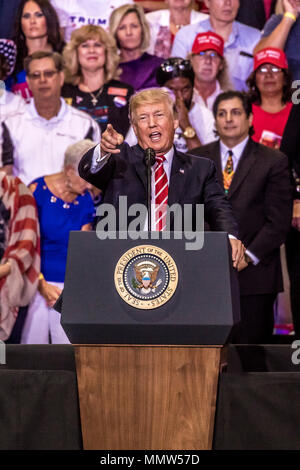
[46,176,79,209]
[89,86,103,107]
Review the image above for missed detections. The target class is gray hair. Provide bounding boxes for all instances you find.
[64,139,97,169]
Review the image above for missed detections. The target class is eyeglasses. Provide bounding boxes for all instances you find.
[160,59,192,73]
[256,65,283,74]
[28,70,59,80]
[194,51,220,61]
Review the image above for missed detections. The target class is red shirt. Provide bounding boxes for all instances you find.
[252,102,293,149]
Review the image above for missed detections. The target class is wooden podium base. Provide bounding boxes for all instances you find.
[75,345,223,450]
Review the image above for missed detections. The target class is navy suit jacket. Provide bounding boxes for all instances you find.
[78,142,239,235]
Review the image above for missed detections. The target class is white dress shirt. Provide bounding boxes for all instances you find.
[193,81,223,112]
[220,136,260,265]
[91,144,174,230]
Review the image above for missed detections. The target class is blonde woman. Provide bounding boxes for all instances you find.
[109,3,163,91]
[62,24,133,136]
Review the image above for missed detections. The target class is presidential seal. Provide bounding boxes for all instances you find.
[114,245,178,309]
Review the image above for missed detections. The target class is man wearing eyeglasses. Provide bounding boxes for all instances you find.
[0,50,100,185]
[171,0,261,91]
[189,31,228,111]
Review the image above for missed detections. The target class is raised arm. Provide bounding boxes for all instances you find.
[254,0,298,53]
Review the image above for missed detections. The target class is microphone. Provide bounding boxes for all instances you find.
[144,147,156,166]
[144,148,156,232]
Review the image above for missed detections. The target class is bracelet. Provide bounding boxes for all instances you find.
[39,272,44,281]
[284,11,297,22]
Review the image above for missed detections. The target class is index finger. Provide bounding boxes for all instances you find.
[106,123,114,135]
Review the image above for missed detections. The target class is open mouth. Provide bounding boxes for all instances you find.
[149,131,161,142]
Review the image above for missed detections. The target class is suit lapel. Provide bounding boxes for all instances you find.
[208,141,223,189]
[228,138,259,198]
[132,145,147,189]
[168,148,190,206]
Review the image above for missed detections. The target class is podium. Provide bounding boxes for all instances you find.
[60,231,240,449]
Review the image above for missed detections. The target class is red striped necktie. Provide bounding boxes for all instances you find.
[154,155,168,231]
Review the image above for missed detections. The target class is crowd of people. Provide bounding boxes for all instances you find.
[0,0,299,345]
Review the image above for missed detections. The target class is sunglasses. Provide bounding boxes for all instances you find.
[160,59,192,73]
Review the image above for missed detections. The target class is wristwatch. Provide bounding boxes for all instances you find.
[183,126,196,139]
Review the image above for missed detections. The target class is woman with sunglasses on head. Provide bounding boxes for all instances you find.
[109,3,164,91]
[125,57,216,152]
[62,24,134,137]
[6,0,64,101]
[246,47,293,149]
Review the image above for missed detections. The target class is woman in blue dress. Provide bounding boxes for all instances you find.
[21,139,95,343]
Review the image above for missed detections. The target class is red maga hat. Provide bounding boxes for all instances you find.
[254,47,288,71]
[191,31,224,57]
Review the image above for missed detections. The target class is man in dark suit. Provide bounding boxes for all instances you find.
[78,87,244,267]
[191,90,293,343]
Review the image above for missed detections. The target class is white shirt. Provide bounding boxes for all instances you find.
[220,136,249,172]
[174,102,216,152]
[0,90,26,165]
[2,98,100,185]
[91,143,174,230]
[51,0,134,40]
[0,89,25,116]
[220,136,259,265]
[193,81,223,112]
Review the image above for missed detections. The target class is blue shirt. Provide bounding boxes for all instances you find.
[32,176,94,282]
[171,18,261,91]
[262,14,300,80]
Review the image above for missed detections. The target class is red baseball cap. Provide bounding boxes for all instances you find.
[191,31,224,57]
[254,47,288,71]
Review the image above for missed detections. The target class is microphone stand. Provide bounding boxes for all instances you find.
[144,148,156,231]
